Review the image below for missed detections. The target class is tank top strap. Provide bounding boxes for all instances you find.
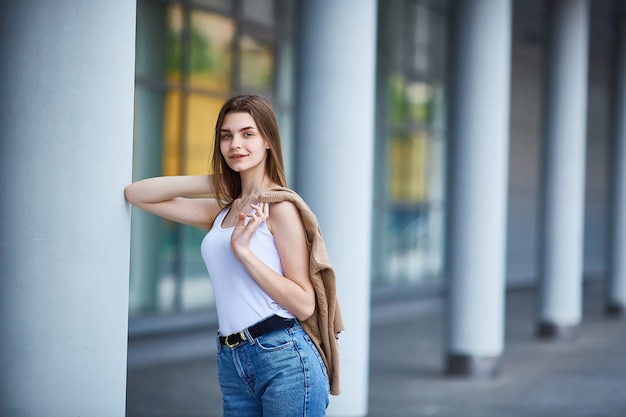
[214,206,230,226]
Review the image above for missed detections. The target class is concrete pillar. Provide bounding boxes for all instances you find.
[0,1,136,416]
[446,0,512,377]
[607,9,626,318]
[295,0,377,415]
[537,0,589,339]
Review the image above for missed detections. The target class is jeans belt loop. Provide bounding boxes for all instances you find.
[243,327,255,346]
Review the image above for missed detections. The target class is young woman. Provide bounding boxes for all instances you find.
[125,95,340,416]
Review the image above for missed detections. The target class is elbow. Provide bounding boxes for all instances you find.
[124,185,132,204]
[124,183,138,205]
[295,300,316,322]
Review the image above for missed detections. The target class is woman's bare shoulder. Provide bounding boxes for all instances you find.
[267,200,302,232]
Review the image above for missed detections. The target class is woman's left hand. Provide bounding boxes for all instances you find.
[231,202,269,258]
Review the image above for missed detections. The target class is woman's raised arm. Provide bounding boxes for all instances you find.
[124,175,222,229]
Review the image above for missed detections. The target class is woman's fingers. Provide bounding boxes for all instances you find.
[235,203,268,237]
[230,203,270,258]
[247,202,269,225]
[235,211,246,227]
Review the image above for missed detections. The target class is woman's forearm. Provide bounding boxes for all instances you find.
[124,175,213,205]
[236,247,315,321]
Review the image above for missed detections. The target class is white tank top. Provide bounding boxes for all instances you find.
[201,206,295,335]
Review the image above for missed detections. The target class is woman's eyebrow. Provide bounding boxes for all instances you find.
[220,126,256,132]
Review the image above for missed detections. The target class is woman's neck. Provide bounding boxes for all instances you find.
[239,174,267,199]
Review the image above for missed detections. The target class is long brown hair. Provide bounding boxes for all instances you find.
[210,95,287,206]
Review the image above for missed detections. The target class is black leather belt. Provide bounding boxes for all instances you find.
[219,315,296,348]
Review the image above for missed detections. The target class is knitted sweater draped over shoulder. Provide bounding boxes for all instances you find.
[259,187,344,396]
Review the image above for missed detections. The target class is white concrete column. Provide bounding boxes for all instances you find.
[446,0,512,377]
[607,10,626,318]
[295,0,377,415]
[0,1,136,416]
[537,0,589,339]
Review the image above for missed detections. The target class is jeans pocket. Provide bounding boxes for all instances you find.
[302,333,329,379]
[254,329,295,352]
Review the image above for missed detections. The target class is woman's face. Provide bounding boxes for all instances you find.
[219,112,270,175]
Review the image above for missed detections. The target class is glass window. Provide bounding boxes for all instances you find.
[180,225,215,310]
[162,88,182,176]
[243,0,275,26]
[184,93,226,174]
[188,11,235,91]
[166,4,184,84]
[407,1,430,75]
[388,74,433,127]
[239,34,274,93]
[131,0,297,317]
[130,87,168,315]
[135,1,169,81]
[389,131,429,203]
[192,0,233,13]
[373,0,450,286]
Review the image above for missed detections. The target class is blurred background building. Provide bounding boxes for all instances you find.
[129,0,617,332]
[2,0,625,416]
[128,0,625,414]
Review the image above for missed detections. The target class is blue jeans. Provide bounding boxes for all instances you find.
[216,321,330,416]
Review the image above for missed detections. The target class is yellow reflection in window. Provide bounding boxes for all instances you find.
[389,131,429,203]
[163,90,182,176]
[163,10,236,176]
[184,94,227,174]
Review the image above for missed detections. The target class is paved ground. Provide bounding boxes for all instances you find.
[127,280,626,417]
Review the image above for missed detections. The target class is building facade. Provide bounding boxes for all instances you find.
[130,0,454,317]
[129,0,619,319]
[127,0,625,412]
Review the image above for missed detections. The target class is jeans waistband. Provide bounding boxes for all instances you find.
[219,315,296,348]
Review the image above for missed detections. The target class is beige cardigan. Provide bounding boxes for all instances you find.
[259,187,344,395]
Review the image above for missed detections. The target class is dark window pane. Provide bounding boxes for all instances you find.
[243,0,274,26]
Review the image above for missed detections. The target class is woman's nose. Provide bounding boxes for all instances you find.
[230,135,242,148]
